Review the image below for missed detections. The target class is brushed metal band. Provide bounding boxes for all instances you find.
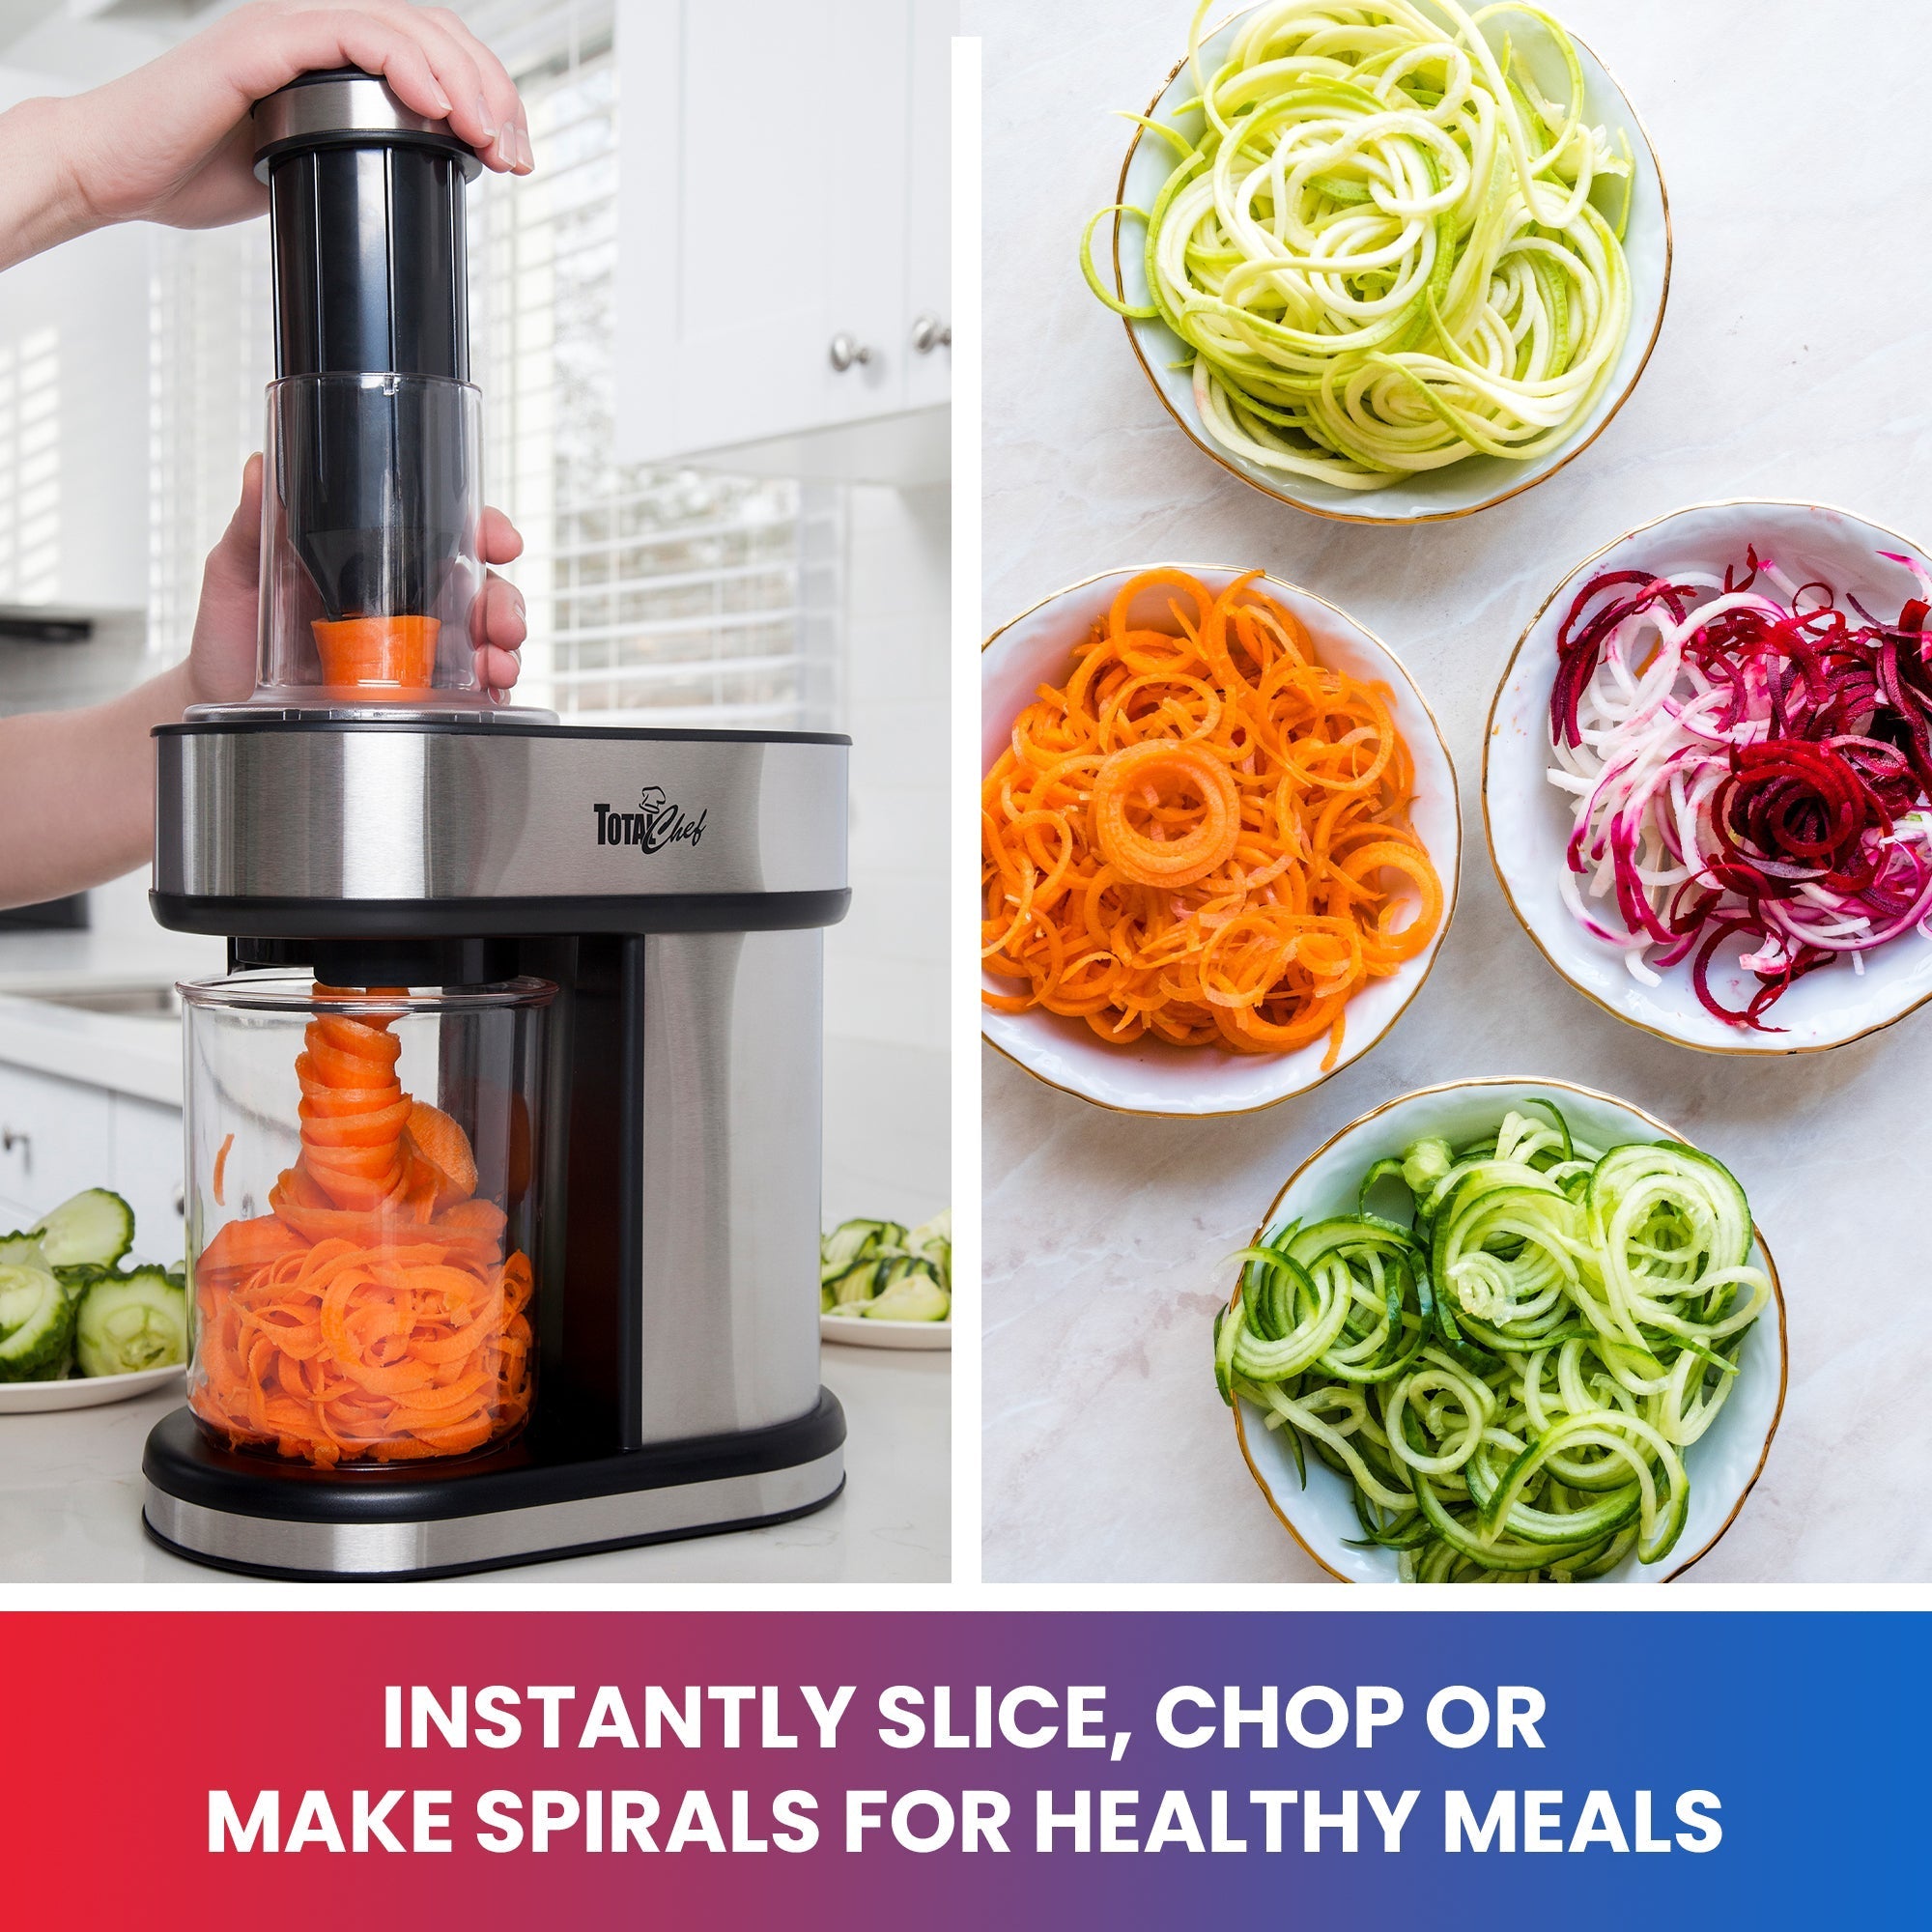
[143,1447,844,1577]
[155,724,848,903]
[636,929,825,1442]
[253,71,478,178]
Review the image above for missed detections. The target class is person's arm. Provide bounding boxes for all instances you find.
[0,668,206,907]
[0,5,532,908]
[0,461,527,910]
[0,2,531,272]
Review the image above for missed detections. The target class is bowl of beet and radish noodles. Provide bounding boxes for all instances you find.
[1485,499,1932,1053]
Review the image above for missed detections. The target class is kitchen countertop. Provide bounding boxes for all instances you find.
[0,925,225,990]
[0,925,224,1103]
[0,925,949,1585]
[0,1345,948,1584]
[976,0,1932,1583]
[0,995,184,1104]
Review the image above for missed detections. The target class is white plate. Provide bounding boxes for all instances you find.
[1233,1077,1786,1584]
[0,1363,184,1412]
[820,1313,952,1350]
[982,565,1460,1115]
[1486,498,1932,1053]
[1110,7,1670,524]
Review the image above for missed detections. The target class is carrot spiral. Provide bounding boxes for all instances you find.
[982,569,1443,1063]
[188,983,536,1466]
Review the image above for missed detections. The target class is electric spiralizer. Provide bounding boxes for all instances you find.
[139,71,850,1577]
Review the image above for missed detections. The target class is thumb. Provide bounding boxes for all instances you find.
[208,451,264,584]
[186,454,266,708]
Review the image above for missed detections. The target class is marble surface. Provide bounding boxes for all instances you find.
[0,1348,948,1585]
[974,0,1932,1583]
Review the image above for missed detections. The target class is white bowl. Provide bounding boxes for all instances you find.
[1232,1077,1787,1583]
[982,565,1459,1115]
[1486,499,1932,1054]
[1108,7,1670,525]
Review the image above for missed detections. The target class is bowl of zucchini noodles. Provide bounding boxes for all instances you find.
[1225,1076,1785,1581]
[1091,0,1670,524]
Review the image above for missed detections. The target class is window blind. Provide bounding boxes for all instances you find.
[0,327,61,605]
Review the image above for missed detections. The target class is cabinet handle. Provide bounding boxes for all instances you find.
[1,1126,28,1175]
[910,312,952,354]
[829,333,876,373]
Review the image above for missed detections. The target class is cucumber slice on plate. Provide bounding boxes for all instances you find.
[820,1218,886,1280]
[74,1267,186,1378]
[0,1263,76,1381]
[36,1189,135,1270]
[906,1208,952,1281]
[827,1256,886,1309]
[864,1272,950,1322]
[54,1264,101,1304]
[0,1230,49,1269]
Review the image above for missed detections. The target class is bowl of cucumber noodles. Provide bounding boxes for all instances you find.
[1217,1078,1785,1582]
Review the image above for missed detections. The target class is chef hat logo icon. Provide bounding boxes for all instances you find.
[639,783,667,812]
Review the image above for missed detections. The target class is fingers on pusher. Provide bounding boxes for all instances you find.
[413,15,491,140]
[404,43,453,119]
[436,5,524,144]
[352,20,447,119]
[486,109,526,171]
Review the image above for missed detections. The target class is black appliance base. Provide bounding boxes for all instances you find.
[141,1390,845,1580]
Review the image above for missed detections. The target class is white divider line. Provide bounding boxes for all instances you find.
[949,31,985,1592]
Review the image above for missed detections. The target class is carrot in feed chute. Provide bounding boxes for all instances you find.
[212,1132,234,1208]
[981,568,1442,1067]
[311,614,439,692]
[187,983,534,1467]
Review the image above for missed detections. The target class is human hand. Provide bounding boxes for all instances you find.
[56,2,530,235]
[185,455,527,708]
[469,511,527,698]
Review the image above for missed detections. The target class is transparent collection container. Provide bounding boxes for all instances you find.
[180,973,554,1466]
[251,372,488,712]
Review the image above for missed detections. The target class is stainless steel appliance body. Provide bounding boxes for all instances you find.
[142,719,850,1577]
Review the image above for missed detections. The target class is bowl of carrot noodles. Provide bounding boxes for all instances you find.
[1486,498,1932,1054]
[982,564,1458,1114]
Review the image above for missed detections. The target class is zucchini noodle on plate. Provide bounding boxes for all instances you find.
[1216,1105,1770,1579]
[1087,0,1635,489]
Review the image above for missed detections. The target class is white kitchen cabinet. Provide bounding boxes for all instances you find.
[0,1058,185,1258]
[901,0,953,415]
[110,1094,189,1264]
[0,1063,113,1231]
[614,0,953,480]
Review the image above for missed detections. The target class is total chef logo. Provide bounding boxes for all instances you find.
[592,784,707,853]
